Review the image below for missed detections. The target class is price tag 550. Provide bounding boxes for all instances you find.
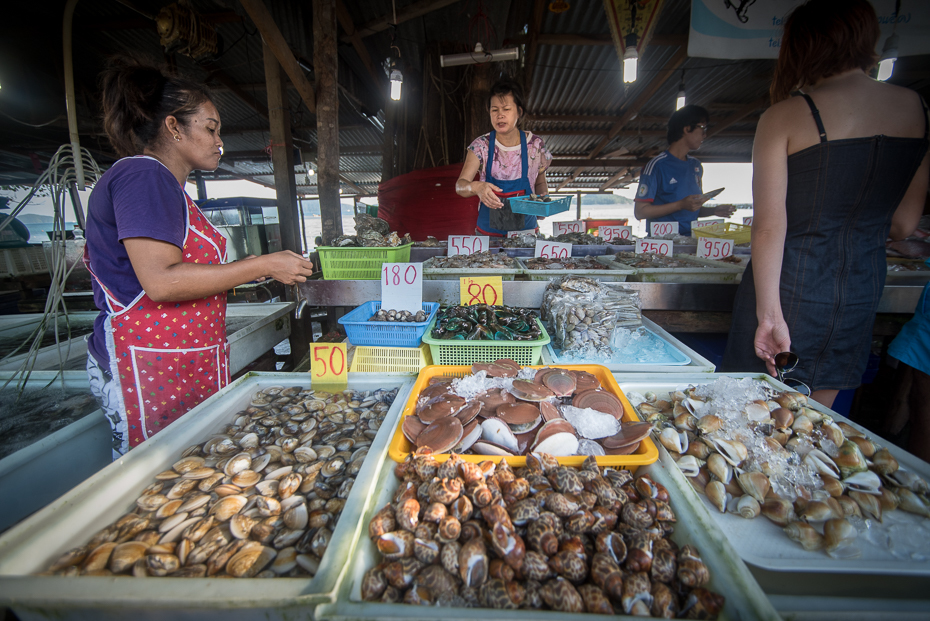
[448,235,488,256]
[698,238,734,260]
[554,221,584,235]
[311,343,347,384]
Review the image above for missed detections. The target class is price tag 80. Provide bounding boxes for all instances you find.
[554,221,584,235]
[448,235,488,256]
[599,225,631,240]
[460,276,503,306]
[697,238,734,260]
[650,221,679,237]
[534,240,571,259]
[635,238,673,256]
[310,342,347,385]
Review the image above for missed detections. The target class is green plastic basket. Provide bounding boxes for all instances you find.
[317,243,413,280]
[421,317,550,365]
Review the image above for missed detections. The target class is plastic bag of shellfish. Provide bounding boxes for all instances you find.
[550,297,619,357]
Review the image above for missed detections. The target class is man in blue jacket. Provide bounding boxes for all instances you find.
[633,105,736,236]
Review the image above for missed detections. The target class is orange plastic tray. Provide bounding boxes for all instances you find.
[388,364,658,471]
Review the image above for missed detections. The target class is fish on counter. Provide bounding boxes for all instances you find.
[608,252,711,270]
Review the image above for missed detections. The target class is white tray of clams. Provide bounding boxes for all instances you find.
[613,373,930,576]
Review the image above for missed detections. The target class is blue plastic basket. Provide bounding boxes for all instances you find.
[338,301,439,347]
[509,195,572,217]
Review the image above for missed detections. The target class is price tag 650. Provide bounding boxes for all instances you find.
[311,342,347,385]
[534,240,571,259]
[554,221,584,235]
[599,225,631,241]
[650,221,679,237]
[460,276,503,306]
[448,235,488,256]
[697,238,734,260]
[635,238,673,256]
[381,262,422,314]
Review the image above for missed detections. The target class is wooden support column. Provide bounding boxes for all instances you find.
[466,64,491,150]
[576,191,582,219]
[314,0,342,245]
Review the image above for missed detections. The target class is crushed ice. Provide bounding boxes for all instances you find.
[561,405,620,439]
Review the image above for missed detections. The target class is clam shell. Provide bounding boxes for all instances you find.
[600,422,652,449]
[470,441,516,456]
[224,452,252,477]
[542,370,577,397]
[496,403,541,425]
[510,379,555,402]
[453,420,481,453]
[416,417,464,454]
[226,545,276,578]
[454,402,481,426]
[539,401,561,422]
[210,495,248,521]
[480,419,519,453]
[533,419,576,447]
[402,416,427,444]
[533,432,579,456]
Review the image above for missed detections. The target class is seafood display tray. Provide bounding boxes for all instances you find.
[595,254,743,283]
[886,258,930,285]
[613,373,930,578]
[317,445,780,621]
[0,372,416,621]
[409,247,446,263]
[421,266,521,281]
[338,301,440,348]
[508,195,572,217]
[317,243,413,280]
[500,245,611,258]
[421,318,550,366]
[515,258,633,282]
[692,223,752,245]
[387,364,658,469]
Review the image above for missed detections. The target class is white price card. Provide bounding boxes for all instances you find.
[380,263,423,314]
[650,221,679,237]
[743,216,754,226]
[534,240,572,259]
[554,220,584,235]
[599,225,632,241]
[448,235,488,256]
[635,238,673,256]
[692,218,724,229]
[507,228,537,238]
[697,238,734,260]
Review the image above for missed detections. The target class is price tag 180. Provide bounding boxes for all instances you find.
[380,262,422,314]
[697,238,734,260]
[310,342,348,387]
[743,216,754,226]
[507,228,537,238]
[460,276,503,306]
[599,225,632,241]
[650,221,679,237]
[534,240,571,259]
[448,235,488,256]
[635,238,673,256]
[554,221,584,235]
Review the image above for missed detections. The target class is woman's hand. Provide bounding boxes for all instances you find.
[260,251,316,284]
[473,180,504,208]
[754,315,791,376]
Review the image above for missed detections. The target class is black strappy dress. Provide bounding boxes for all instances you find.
[722,94,929,390]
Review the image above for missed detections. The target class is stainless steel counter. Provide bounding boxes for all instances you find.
[297,281,923,314]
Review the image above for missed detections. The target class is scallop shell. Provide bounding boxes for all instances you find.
[572,390,624,419]
[601,422,652,449]
[416,417,464,453]
[542,370,577,397]
[481,418,519,453]
[533,432,579,457]
[453,420,481,453]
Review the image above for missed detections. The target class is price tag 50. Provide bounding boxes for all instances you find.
[599,225,631,240]
[311,342,347,385]
[381,262,422,314]
[635,238,673,256]
[554,221,584,235]
[698,238,734,260]
[460,276,503,306]
[534,240,571,259]
[448,235,488,256]
[650,221,679,237]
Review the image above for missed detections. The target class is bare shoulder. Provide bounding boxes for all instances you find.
[759,97,807,127]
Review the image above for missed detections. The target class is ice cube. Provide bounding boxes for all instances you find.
[561,405,620,439]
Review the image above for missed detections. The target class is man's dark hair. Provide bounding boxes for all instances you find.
[667,105,709,144]
[488,78,525,115]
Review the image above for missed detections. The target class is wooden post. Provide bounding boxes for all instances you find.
[314,0,342,244]
[466,64,491,147]
[576,191,582,220]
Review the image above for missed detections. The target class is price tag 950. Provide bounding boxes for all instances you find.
[460,276,503,306]
[448,235,488,256]
[599,225,631,240]
[650,221,679,237]
[507,229,537,238]
[743,216,754,226]
[635,238,673,256]
[534,240,571,259]
[691,219,724,230]
[311,342,347,385]
[554,221,584,235]
[697,238,734,260]
[380,262,422,314]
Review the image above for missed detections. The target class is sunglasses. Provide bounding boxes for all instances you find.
[773,351,811,396]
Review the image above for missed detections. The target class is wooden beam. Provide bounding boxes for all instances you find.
[338,174,368,195]
[509,33,686,47]
[524,0,546,98]
[555,47,688,191]
[550,158,642,168]
[86,11,242,30]
[335,0,382,90]
[705,97,768,139]
[314,0,342,245]
[598,168,632,191]
[208,69,269,120]
[240,0,316,115]
[345,0,461,40]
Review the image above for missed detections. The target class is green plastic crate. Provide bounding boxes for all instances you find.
[317,243,413,280]
[421,317,550,365]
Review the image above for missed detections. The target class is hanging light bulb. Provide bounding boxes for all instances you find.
[676,71,687,110]
[877,32,899,82]
[390,67,403,101]
[623,48,638,83]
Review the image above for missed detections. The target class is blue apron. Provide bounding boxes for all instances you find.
[475,130,537,237]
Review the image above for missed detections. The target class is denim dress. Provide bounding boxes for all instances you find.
[722,94,929,390]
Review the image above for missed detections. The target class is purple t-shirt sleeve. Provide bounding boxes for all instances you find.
[111,166,186,247]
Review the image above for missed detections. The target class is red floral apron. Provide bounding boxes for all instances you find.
[85,169,229,454]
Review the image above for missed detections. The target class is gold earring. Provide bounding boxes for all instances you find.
[174,134,181,142]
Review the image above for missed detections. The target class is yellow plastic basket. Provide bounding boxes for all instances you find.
[349,343,432,374]
[692,222,752,245]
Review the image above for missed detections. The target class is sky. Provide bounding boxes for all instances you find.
[2,163,752,219]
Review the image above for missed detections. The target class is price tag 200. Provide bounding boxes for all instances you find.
[599,225,632,240]
[554,221,584,235]
[635,238,673,256]
[448,235,488,256]
[380,262,422,314]
[460,276,503,306]
[698,238,734,260]
[743,216,754,226]
[534,240,571,259]
[310,342,348,386]
[650,221,679,237]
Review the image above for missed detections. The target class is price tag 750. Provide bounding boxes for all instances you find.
[554,221,584,235]
[448,235,488,256]
[635,238,673,256]
[310,342,347,385]
[697,238,734,260]
[599,225,631,240]
[534,240,571,259]
[460,276,503,306]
